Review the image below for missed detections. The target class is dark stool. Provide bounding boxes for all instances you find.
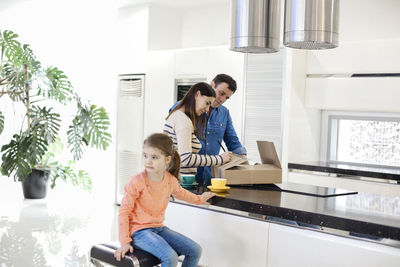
[90,243,161,267]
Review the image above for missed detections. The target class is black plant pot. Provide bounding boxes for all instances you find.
[21,169,50,199]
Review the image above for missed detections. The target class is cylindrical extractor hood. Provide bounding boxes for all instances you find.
[284,0,339,49]
[230,0,281,53]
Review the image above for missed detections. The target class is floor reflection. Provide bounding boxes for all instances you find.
[0,193,119,266]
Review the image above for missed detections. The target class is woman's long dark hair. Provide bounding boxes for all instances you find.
[143,133,181,181]
[166,82,215,137]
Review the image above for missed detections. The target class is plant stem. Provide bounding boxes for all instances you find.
[0,90,25,97]
[24,63,31,128]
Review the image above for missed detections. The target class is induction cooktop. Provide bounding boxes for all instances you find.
[230,182,358,198]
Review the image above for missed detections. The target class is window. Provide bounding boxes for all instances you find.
[321,111,400,168]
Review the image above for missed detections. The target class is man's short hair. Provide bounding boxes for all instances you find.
[212,74,237,92]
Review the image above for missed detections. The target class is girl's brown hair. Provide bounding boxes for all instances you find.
[166,82,216,137]
[143,133,181,181]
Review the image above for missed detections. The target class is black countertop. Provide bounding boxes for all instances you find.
[288,161,400,182]
[175,182,400,247]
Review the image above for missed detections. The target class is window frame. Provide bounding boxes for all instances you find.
[320,110,400,168]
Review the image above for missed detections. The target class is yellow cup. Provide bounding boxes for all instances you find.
[211,178,227,188]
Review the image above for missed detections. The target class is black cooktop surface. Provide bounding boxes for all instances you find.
[229,182,358,198]
[288,161,400,182]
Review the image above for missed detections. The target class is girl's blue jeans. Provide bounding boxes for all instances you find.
[132,226,202,267]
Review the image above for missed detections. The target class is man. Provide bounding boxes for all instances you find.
[170,74,246,186]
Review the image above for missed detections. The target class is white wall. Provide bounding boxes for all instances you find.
[285,0,400,163]
[117,4,149,74]
[284,0,400,192]
[0,0,118,204]
[147,3,182,50]
[117,1,244,143]
[180,1,230,48]
[122,0,231,51]
[338,0,400,42]
[284,49,321,164]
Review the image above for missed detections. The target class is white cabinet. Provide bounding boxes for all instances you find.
[175,49,208,77]
[165,203,400,267]
[165,203,269,267]
[267,223,400,267]
[144,50,176,136]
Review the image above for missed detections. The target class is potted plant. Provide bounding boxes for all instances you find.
[0,29,112,198]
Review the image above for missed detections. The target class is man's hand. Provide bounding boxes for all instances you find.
[114,244,133,261]
[221,151,232,163]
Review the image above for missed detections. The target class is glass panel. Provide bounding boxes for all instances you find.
[177,85,191,101]
[336,119,400,167]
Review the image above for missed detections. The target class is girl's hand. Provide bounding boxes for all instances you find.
[114,244,133,261]
[221,151,232,163]
[201,192,216,203]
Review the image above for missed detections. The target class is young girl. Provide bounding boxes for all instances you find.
[114,133,215,267]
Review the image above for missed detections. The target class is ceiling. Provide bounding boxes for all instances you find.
[116,0,229,9]
[0,0,30,11]
[0,0,229,12]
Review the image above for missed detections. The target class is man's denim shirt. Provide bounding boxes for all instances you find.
[169,102,246,185]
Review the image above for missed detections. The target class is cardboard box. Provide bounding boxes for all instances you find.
[211,141,282,185]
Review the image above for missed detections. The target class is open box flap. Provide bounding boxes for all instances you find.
[213,154,247,177]
[257,141,281,168]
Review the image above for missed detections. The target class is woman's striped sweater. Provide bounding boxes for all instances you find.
[163,110,224,175]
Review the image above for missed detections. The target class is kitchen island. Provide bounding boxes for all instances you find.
[165,182,400,267]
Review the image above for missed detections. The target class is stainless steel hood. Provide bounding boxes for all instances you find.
[230,0,281,53]
[284,0,339,49]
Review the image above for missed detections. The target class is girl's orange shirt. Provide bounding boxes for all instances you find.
[118,170,204,245]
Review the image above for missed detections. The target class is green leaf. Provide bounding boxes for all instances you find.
[48,164,91,191]
[22,44,37,65]
[67,118,85,161]
[49,165,66,189]
[64,165,76,185]
[43,66,73,104]
[25,131,48,166]
[0,30,22,63]
[29,105,61,143]
[66,104,111,160]
[0,110,4,135]
[81,105,112,150]
[77,170,91,191]
[0,134,35,181]
[38,137,63,167]
[1,62,26,99]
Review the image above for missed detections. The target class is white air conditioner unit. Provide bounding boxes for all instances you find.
[115,74,145,204]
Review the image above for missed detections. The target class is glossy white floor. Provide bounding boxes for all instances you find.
[0,178,120,266]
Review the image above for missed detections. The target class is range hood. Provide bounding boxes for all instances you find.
[230,0,340,53]
[230,0,281,53]
[284,0,340,49]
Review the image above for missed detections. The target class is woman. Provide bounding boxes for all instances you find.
[164,82,232,177]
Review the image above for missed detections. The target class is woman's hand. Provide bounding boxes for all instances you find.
[221,151,233,163]
[201,192,216,204]
[114,244,133,261]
